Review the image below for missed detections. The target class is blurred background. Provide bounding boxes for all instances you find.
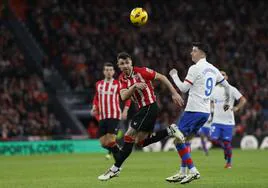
[0,0,267,152]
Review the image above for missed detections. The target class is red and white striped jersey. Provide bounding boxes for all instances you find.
[119,66,156,109]
[93,79,131,120]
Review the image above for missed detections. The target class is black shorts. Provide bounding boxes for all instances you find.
[98,119,120,138]
[130,102,158,132]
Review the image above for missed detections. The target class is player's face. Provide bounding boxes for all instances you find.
[191,46,204,63]
[220,71,228,80]
[103,66,115,79]
[117,58,133,75]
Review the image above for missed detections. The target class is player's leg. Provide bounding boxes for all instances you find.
[104,133,120,160]
[111,102,159,168]
[176,112,209,184]
[166,137,189,183]
[221,125,233,168]
[198,127,209,156]
[136,103,184,148]
[98,120,110,154]
[137,124,184,147]
[98,119,120,160]
[98,126,137,181]
[166,112,202,183]
[210,124,221,147]
[99,135,112,160]
[104,119,121,160]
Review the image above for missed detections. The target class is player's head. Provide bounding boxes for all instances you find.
[191,42,209,63]
[220,71,228,80]
[117,52,133,75]
[103,62,115,79]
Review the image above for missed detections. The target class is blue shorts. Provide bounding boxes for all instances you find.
[210,123,234,141]
[198,126,211,137]
[178,112,210,137]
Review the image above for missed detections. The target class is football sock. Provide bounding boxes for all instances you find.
[114,135,134,168]
[176,143,195,170]
[223,140,232,164]
[138,129,169,147]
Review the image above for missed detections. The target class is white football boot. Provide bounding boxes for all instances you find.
[180,171,200,184]
[165,172,187,183]
[98,167,121,181]
[168,124,185,143]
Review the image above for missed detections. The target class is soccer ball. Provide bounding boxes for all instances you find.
[130,8,148,26]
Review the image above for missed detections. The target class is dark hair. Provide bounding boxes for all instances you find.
[117,52,131,60]
[103,62,114,68]
[192,42,210,55]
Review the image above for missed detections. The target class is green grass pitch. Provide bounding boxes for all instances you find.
[0,149,267,188]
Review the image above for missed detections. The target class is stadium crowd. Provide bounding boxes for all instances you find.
[0,25,63,140]
[6,0,268,138]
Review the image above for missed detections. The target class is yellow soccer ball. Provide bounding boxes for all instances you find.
[130,7,148,26]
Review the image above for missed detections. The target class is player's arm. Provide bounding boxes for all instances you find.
[120,83,146,101]
[122,99,131,120]
[233,96,247,112]
[91,90,99,116]
[216,72,231,111]
[232,88,247,112]
[208,100,214,123]
[155,72,184,106]
[169,68,193,93]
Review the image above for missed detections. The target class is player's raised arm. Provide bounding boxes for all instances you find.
[154,72,184,106]
[169,65,197,93]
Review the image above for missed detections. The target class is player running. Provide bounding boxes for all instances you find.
[91,62,131,161]
[166,42,231,184]
[210,71,247,168]
[98,52,185,181]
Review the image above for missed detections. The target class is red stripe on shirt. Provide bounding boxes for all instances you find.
[185,79,193,85]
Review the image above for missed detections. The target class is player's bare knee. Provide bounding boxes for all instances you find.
[106,134,116,143]
[99,136,107,146]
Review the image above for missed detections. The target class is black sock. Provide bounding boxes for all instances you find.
[114,142,134,168]
[142,129,169,147]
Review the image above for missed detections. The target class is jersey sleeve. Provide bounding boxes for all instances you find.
[92,83,99,106]
[216,69,225,84]
[138,67,156,81]
[185,65,198,84]
[232,87,242,100]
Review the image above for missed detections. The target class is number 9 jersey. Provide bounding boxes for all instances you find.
[184,58,224,113]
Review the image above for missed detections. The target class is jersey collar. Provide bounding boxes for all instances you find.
[104,78,114,83]
[196,58,207,64]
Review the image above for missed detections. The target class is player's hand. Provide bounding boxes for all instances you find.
[169,68,178,77]
[223,104,230,111]
[232,106,239,112]
[135,82,147,90]
[90,108,97,116]
[172,93,184,107]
